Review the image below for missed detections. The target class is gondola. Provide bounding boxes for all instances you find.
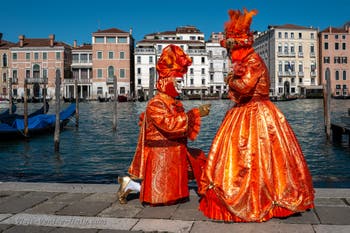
[0,103,76,140]
[0,102,49,126]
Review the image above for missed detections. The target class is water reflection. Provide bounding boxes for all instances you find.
[0,99,349,187]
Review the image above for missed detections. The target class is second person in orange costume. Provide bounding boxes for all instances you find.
[198,8,315,222]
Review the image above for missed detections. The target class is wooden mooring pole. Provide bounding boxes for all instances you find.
[323,68,331,141]
[54,70,61,152]
[112,75,117,131]
[24,79,28,137]
[8,78,13,114]
[75,78,79,128]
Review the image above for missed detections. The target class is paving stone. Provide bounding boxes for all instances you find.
[98,203,143,218]
[313,224,350,233]
[2,214,138,231]
[132,219,193,233]
[0,196,48,214]
[0,192,27,204]
[0,224,13,232]
[315,198,348,207]
[135,204,179,219]
[2,225,55,233]
[98,230,142,233]
[0,214,12,222]
[50,193,91,203]
[56,201,113,216]
[23,201,68,215]
[50,227,99,233]
[172,197,207,221]
[22,191,61,200]
[191,221,315,233]
[82,193,118,203]
[315,206,350,225]
[271,209,320,224]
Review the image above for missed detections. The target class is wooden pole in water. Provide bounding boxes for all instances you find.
[323,68,331,140]
[75,78,79,127]
[24,79,28,137]
[112,75,117,131]
[8,78,13,114]
[54,70,61,152]
[43,78,47,113]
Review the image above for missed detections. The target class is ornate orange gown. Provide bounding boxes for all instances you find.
[198,51,315,222]
[128,92,205,205]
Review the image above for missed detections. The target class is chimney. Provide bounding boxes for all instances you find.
[19,35,25,47]
[49,34,55,47]
[129,28,133,36]
[73,40,77,48]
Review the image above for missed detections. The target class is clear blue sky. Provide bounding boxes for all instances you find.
[2,0,349,46]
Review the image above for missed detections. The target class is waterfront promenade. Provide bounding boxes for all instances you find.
[0,182,350,232]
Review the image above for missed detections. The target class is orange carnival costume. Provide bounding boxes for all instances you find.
[198,9,315,222]
[128,44,208,205]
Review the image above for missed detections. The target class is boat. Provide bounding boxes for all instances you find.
[0,103,76,140]
[0,104,17,117]
[117,95,128,102]
[98,96,111,102]
[270,95,298,102]
[0,102,49,125]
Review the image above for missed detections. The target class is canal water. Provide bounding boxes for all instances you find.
[0,98,349,188]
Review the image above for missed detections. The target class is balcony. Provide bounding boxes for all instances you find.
[63,78,91,84]
[25,77,48,84]
[186,49,207,55]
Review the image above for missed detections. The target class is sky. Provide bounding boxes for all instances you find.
[1,0,349,46]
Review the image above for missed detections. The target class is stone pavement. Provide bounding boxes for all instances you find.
[0,182,349,233]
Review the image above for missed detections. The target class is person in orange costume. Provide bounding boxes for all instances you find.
[118,44,210,206]
[198,8,315,222]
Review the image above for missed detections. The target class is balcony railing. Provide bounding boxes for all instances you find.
[25,77,48,84]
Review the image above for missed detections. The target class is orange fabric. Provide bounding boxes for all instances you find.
[198,52,315,222]
[128,92,203,205]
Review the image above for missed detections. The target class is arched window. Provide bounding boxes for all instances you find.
[33,64,40,78]
[108,66,114,78]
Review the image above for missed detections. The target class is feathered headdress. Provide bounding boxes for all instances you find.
[220,8,258,49]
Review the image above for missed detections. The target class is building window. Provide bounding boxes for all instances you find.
[335,71,339,80]
[342,43,346,50]
[324,34,328,39]
[12,70,18,79]
[43,52,47,60]
[343,70,347,80]
[119,69,125,78]
[137,68,141,75]
[190,68,194,75]
[278,32,282,38]
[335,43,339,50]
[323,57,330,63]
[138,78,141,85]
[137,56,141,64]
[2,54,7,67]
[26,69,30,78]
[201,57,205,64]
[108,52,114,59]
[202,79,205,85]
[120,87,126,94]
[201,68,205,75]
[34,52,39,60]
[311,33,314,39]
[26,53,30,60]
[324,42,328,50]
[97,69,102,78]
[149,56,153,64]
[95,37,104,43]
[12,53,17,60]
[298,33,302,39]
[291,32,294,39]
[284,32,288,39]
[118,37,127,43]
[106,37,116,43]
[120,51,125,59]
[108,66,114,78]
[190,79,194,85]
[97,51,102,59]
[43,69,48,78]
[56,52,61,60]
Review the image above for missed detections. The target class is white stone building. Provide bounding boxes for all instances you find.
[134,26,209,100]
[254,24,320,97]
